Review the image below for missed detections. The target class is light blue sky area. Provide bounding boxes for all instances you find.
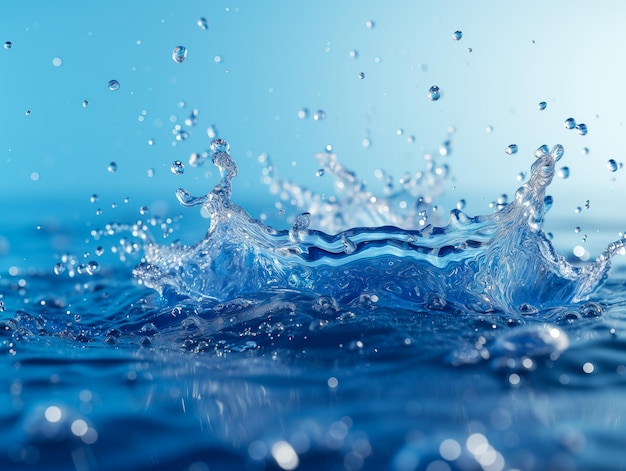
[1,1,625,254]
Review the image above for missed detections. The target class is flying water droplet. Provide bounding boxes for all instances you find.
[197,17,209,30]
[564,117,576,129]
[210,138,230,153]
[52,57,62,67]
[170,161,185,175]
[107,80,120,91]
[53,263,65,275]
[516,172,526,181]
[297,108,309,119]
[538,101,547,110]
[534,144,549,158]
[313,110,326,121]
[550,144,564,161]
[607,159,619,172]
[82,99,89,108]
[505,144,518,155]
[108,162,118,173]
[456,199,466,210]
[428,85,441,101]
[358,72,365,79]
[172,46,187,63]
[4,41,12,50]
[452,30,462,41]
[365,20,375,29]
[557,167,570,179]
[576,123,588,136]
[316,169,325,177]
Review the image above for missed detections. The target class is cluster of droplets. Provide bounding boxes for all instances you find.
[563,117,588,136]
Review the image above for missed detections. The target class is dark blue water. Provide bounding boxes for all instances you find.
[2,137,626,471]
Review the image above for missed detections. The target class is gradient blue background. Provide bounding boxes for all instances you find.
[2,0,625,265]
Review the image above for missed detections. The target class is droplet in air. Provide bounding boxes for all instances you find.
[456,199,466,210]
[4,41,12,50]
[148,138,155,146]
[297,108,309,119]
[108,80,120,91]
[428,85,441,101]
[52,57,62,67]
[550,144,564,161]
[172,46,187,64]
[538,101,547,110]
[197,17,209,30]
[505,144,518,155]
[557,167,570,179]
[171,161,185,175]
[607,159,619,172]
[452,30,462,41]
[53,263,65,275]
[108,162,118,173]
[82,99,89,108]
[90,194,98,203]
[25,110,31,116]
[365,20,375,29]
[313,110,326,121]
[358,72,365,79]
[316,169,325,177]
[564,117,576,129]
[534,144,549,158]
[210,138,230,153]
[349,49,358,59]
[576,123,588,136]
[516,171,526,181]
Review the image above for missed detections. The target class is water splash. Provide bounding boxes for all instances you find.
[132,140,625,317]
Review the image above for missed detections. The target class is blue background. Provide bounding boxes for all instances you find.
[2,0,626,265]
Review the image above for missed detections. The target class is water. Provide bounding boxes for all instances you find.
[4,4,626,471]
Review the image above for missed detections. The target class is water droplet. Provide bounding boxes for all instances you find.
[365,20,375,29]
[607,159,619,172]
[505,144,518,155]
[362,138,371,148]
[86,261,99,275]
[581,147,589,155]
[147,138,155,146]
[316,169,325,177]
[516,172,526,181]
[210,138,230,153]
[170,161,185,175]
[534,144,549,158]
[95,246,104,256]
[557,167,570,179]
[358,72,365,79]
[585,200,590,209]
[456,199,466,210]
[574,226,581,234]
[90,194,98,203]
[313,110,326,121]
[538,101,547,111]
[550,144,564,161]
[95,209,102,216]
[147,168,154,178]
[82,99,89,108]
[108,80,120,91]
[52,57,62,67]
[348,49,358,59]
[467,47,473,53]
[197,17,209,30]
[297,108,309,119]
[485,125,494,133]
[428,85,441,101]
[564,117,576,129]
[54,263,65,275]
[576,123,588,135]
[452,30,462,41]
[172,46,187,63]
[108,162,118,173]
[139,206,149,215]
[25,109,31,116]
[4,41,12,50]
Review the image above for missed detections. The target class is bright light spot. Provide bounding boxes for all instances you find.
[508,373,520,385]
[30,172,40,181]
[44,405,62,423]
[327,377,339,388]
[466,433,489,455]
[439,438,462,461]
[71,419,89,437]
[583,362,595,374]
[549,328,561,339]
[52,57,62,67]
[271,441,299,470]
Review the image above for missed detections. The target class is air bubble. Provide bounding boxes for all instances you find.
[428,85,441,101]
[171,161,185,175]
[172,46,187,63]
[108,162,118,173]
[197,17,209,30]
[564,117,576,129]
[452,30,462,41]
[538,101,547,110]
[505,144,518,155]
[576,123,588,135]
[108,80,120,91]
[607,159,619,172]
